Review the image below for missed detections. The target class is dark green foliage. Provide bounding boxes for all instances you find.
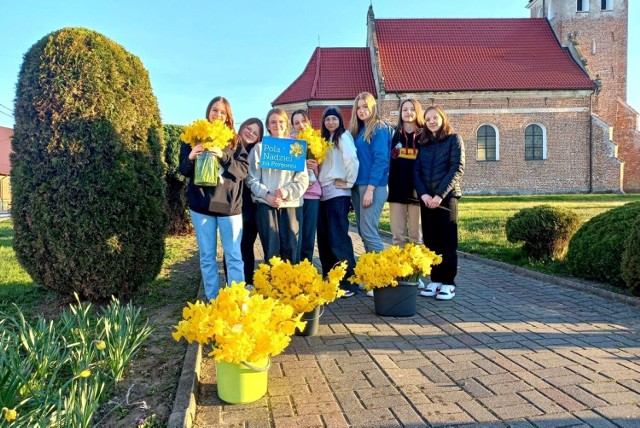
[163,124,192,236]
[567,202,640,287]
[621,216,640,295]
[11,28,167,300]
[505,205,580,260]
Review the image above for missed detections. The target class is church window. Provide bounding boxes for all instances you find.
[601,0,613,10]
[477,124,499,161]
[525,124,546,160]
[577,0,589,12]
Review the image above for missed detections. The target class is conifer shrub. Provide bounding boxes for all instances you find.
[566,202,640,287]
[505,205,580,260]
[163,124,192,235]
[621,216,640,295]
[11,27,167,300]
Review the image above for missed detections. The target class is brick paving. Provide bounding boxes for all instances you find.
[192,227,640,428]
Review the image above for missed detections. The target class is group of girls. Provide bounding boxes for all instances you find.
[178,92,464,302]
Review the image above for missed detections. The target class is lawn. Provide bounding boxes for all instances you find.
[371,193,640,276]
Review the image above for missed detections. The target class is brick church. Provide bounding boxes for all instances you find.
[273,0,640,194]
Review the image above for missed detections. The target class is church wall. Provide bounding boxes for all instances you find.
[379,93,622,194]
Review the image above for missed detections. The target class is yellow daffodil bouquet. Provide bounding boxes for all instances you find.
[349,243,443,291]
[296,127,332,164]
[253,256,347,313]
[172,282,305,364]
[180,119,236,186]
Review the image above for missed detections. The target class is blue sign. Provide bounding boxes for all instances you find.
[259,137,307,172]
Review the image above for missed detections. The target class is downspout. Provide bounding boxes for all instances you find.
[589,92,594,193]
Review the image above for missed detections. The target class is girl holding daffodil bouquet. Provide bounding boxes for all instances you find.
[290,110,321,264]
[179,96,249,300]
[247,108,309,263]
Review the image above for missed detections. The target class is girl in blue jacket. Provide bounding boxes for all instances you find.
[348,92,390,257]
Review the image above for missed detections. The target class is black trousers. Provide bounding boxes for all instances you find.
[420,197,459,285]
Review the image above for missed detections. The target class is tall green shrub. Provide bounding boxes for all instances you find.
[567,201,640,287]
[164,124,192,235]
[11,28,167,300]
[505,205,580,260]
[621,216,640,295]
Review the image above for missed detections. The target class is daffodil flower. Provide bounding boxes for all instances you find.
[3,407,17,422]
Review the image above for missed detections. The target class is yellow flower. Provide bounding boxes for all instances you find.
[180,119,235,151]
[289,142,304,158]
[296,127,333,164]
[3,407,17,422]
[252,258,347,313]
[172,282,304,364]
[349,244,442,291]
[78,369,91,378]
[94,340,106,351]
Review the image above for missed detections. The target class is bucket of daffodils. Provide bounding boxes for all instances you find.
[252,257,347,336]
[172,282,305,404]
[349,243,442,317]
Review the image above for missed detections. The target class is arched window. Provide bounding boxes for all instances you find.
[525,124,546,160]
[476,124,499,161]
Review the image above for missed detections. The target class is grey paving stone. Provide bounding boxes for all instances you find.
[191,229,640,427]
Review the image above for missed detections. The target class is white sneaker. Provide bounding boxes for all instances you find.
[418,279,425,289]
[436,285,456,300]
[419,282,442,297]
[366,290,374,297]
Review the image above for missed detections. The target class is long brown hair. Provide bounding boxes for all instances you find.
[238,117,264,145]
[395,98,425,133]
[423,105,454,142]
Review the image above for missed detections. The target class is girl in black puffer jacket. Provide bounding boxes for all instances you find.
[413,106,465,301]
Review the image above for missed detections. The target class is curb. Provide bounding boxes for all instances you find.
[167,279,205,428]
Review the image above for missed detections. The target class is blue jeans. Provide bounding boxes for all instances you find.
[190,210,244,300]
[351,185,387,253]
[317,196,358,293]
[301,198,319,262]
[256,203,302,263]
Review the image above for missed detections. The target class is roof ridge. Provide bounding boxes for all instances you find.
[310,47,320,99]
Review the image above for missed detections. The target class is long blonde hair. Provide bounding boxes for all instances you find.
[349,92,384,143]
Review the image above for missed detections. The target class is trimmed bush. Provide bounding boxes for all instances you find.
[621,216,640,295]
[505,205,580,260]
[567,201,640,287]
[11,28,167,300]
[164,124,192,235]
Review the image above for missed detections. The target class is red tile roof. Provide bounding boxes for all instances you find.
[273,48,377,105]
[376,18,595,92]
[0,126,12,176]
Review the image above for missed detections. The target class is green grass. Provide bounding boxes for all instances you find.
[364,194,640,279]
[0,219,198,316]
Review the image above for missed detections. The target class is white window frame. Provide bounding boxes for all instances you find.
[524,123,547,160]
[577,0,590,12]
[476,124,500,161]
[601,0,613,11]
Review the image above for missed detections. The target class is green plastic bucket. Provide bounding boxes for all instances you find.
[216,358,270,404]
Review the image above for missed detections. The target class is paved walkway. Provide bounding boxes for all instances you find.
[192,228,640,428]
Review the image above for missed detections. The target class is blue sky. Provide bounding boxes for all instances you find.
[0,0,637,129]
